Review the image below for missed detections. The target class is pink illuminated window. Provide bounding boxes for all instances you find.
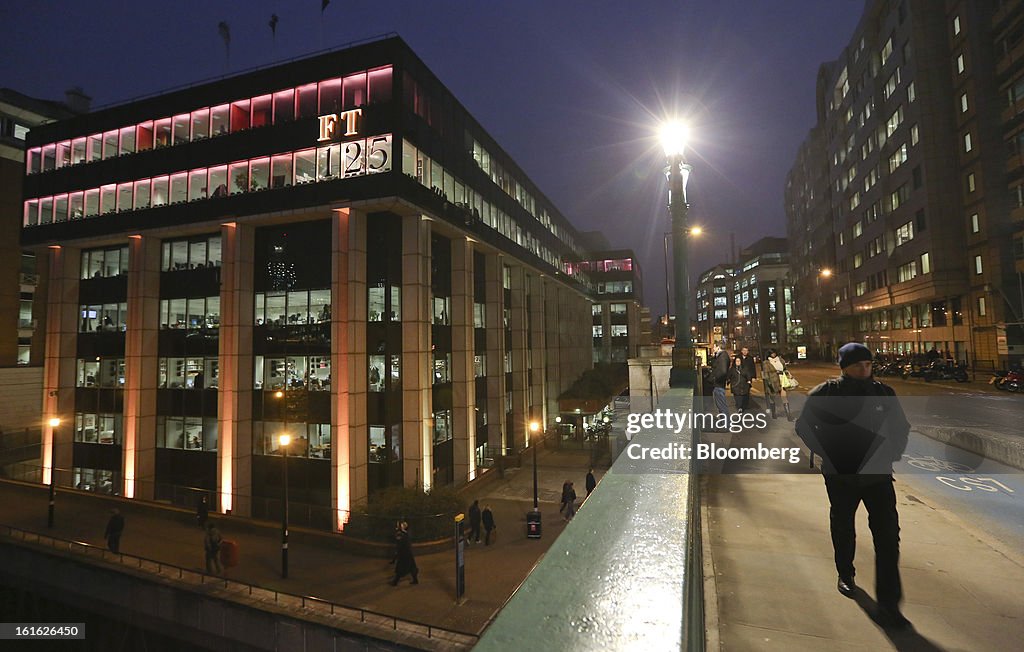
[251,95,272,128]
[134,180,151,209]
[136,122,154,151]
[154,119,171,148]
[24,200,38,226]
[209,166,227,197]
[102,130,118,158]
[27,147,40,174]
[42,144,55,171]
[39,197,53,224]
[56,141,71,169]
[170,172,188,203]
[271,154,292,188]
[249,157,270,190]
[228,161,248,194]
[69,191,84,219]
[88,134,102,161]
[230,100,250,132]
[119,126,136,154]
[100,184,116,214]
[151,176,169,206]
[84,189,99,216]
[191,108,210,140]
[116,183,134,212]
[342,73,367,110]
[71,138,87,164]
[211,104,229,135]
[367,66,392,103]
[319,79,341,114]
[172,114,190,144]
[54,194,69,222]
[296,83,318,119]
[189,169,208,201]
[273,89,294,123]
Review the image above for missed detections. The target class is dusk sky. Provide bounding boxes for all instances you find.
[2,1,865,315]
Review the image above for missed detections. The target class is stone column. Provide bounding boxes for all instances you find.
[528,274,547,429]
[508,265,529,449]
[484,253,507,457]
[123,235,160,499]
[332,207,365,526]
[450,237,476,484]
[41,245,79,489]
[217,222,255,516]
[544,277,562,423]
[402,214,431,490]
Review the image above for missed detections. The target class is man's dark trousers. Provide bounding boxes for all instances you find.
[824,474,902,606]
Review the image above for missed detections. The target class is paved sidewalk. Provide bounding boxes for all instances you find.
[703,407,1024,651]
[0,447,604,638]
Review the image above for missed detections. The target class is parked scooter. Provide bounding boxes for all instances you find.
[921,360,969,383]
[991,368,1024,392]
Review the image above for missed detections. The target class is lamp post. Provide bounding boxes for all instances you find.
[661,121,695,387]
[279,433,291,578]
[47,417,60,528]
[529,421,540,509]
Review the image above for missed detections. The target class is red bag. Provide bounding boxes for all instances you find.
[219,539,239,568]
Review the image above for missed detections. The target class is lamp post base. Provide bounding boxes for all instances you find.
[669,346,696,388]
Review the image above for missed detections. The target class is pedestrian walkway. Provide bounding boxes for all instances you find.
[0,445,605,640]
[703,396,1024,651]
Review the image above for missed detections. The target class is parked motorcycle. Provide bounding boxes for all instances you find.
[921,360,969,383]
[992,368,1023,392]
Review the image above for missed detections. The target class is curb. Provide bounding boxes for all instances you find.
[914,425,1024,472]
[700,475,721,652]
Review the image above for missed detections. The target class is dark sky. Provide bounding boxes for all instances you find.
[1,1,864,315]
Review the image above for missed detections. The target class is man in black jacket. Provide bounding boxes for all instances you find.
[795,342,911,628]
[710,342,732,417]
[739,346,757,381]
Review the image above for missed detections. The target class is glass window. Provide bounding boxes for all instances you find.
[189,168,208,201]
[54,194,68,222]
[319,78,341,114]
[295,83,317,119]
[100,185,116,214]
[210,104,229,136]
[191,108,210,140]
[71,137,87,164]
[229,99,248,132]
[56,141,70,168]
[252,94,272,128]
[273,89,294,123]
[265,293,286,326]
[343,73,367,109]
[172,114,190,144]
[154,118,171,148]
[116,184,133,212]
[229,162,248,194]
[317,144,340,179]
[294,149,315,183]
[367,66,392,103]
[69,191,84,219]
[271,154,292,188]
[189,240,207,268]
[88,134,102,161]
[152,176,169,206]
[119,126,135,155]
[209,165,228,197]
[369,354,385,392]
[85,189,99,217]
[390,285,401,321]
[136,121,154,151]
[42,144,55,170]
[103,130,118,158]
[369,425,387,463]
[134,179,151,209]
[170,172,188,204]
[250,157,269,191]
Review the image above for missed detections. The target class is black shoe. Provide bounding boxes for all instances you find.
[837,576,856,597]
[877,604,911,629]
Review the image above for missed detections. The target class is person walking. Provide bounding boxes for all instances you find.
[709,342,732,418]
[762,350,791,420]
[795,342,912,629]
[585,469,597,497]
[739,346,757,381]
[389,521,419,585]
[482,505,496,545]
[728,355,752,413]
[204,521,223,574]
[104,508,125,553]
[468,499,482,544]
[196,495,209,528]
[563,482,578,521]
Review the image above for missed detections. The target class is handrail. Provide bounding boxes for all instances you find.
[0,523,477,646]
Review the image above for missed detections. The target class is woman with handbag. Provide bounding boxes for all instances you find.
[762,350,793,421]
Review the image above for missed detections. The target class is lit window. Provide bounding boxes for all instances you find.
[953,15,960,36]
[978,296,986,316]
[961,93,968,113]
[970,213,979,233]
[964,133,972,152]
[974,255,983,274]
[957,53,965,74]
[920,252,930,274]
[967,173,976,193]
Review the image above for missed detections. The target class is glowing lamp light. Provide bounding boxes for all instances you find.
[529,421,540,433]
[820,268,833,278]
[689,226,702,236]
[48,417,61,428]
[274,390,284,399]
[660,121,689,157]
[279,433,291,447]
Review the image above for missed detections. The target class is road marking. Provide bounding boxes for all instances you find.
[935,476,1016,495]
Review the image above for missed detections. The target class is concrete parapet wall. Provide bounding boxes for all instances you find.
[914,426,1024,471]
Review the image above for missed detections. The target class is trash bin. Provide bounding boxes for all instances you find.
[220,539,239,568]
[526,510,542,539]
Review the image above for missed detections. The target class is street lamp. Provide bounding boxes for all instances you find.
[278,433,291,578]
[660,121,695,387]
[47,417,60,528]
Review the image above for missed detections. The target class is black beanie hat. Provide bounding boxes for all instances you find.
[837,342,872,368]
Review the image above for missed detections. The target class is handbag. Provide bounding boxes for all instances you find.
[782,370,799,389]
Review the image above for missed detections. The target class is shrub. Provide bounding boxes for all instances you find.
[345,485,462,543]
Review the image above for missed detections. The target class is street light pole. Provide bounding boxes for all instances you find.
[279,433,291,578]
[661,122,695,387]
[47,417,60,528]
[529,421,540,509]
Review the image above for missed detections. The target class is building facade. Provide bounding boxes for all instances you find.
[695,264,736,347]
[20,37,594,530]
[787,0,1024,366]
[571,248,645,363]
